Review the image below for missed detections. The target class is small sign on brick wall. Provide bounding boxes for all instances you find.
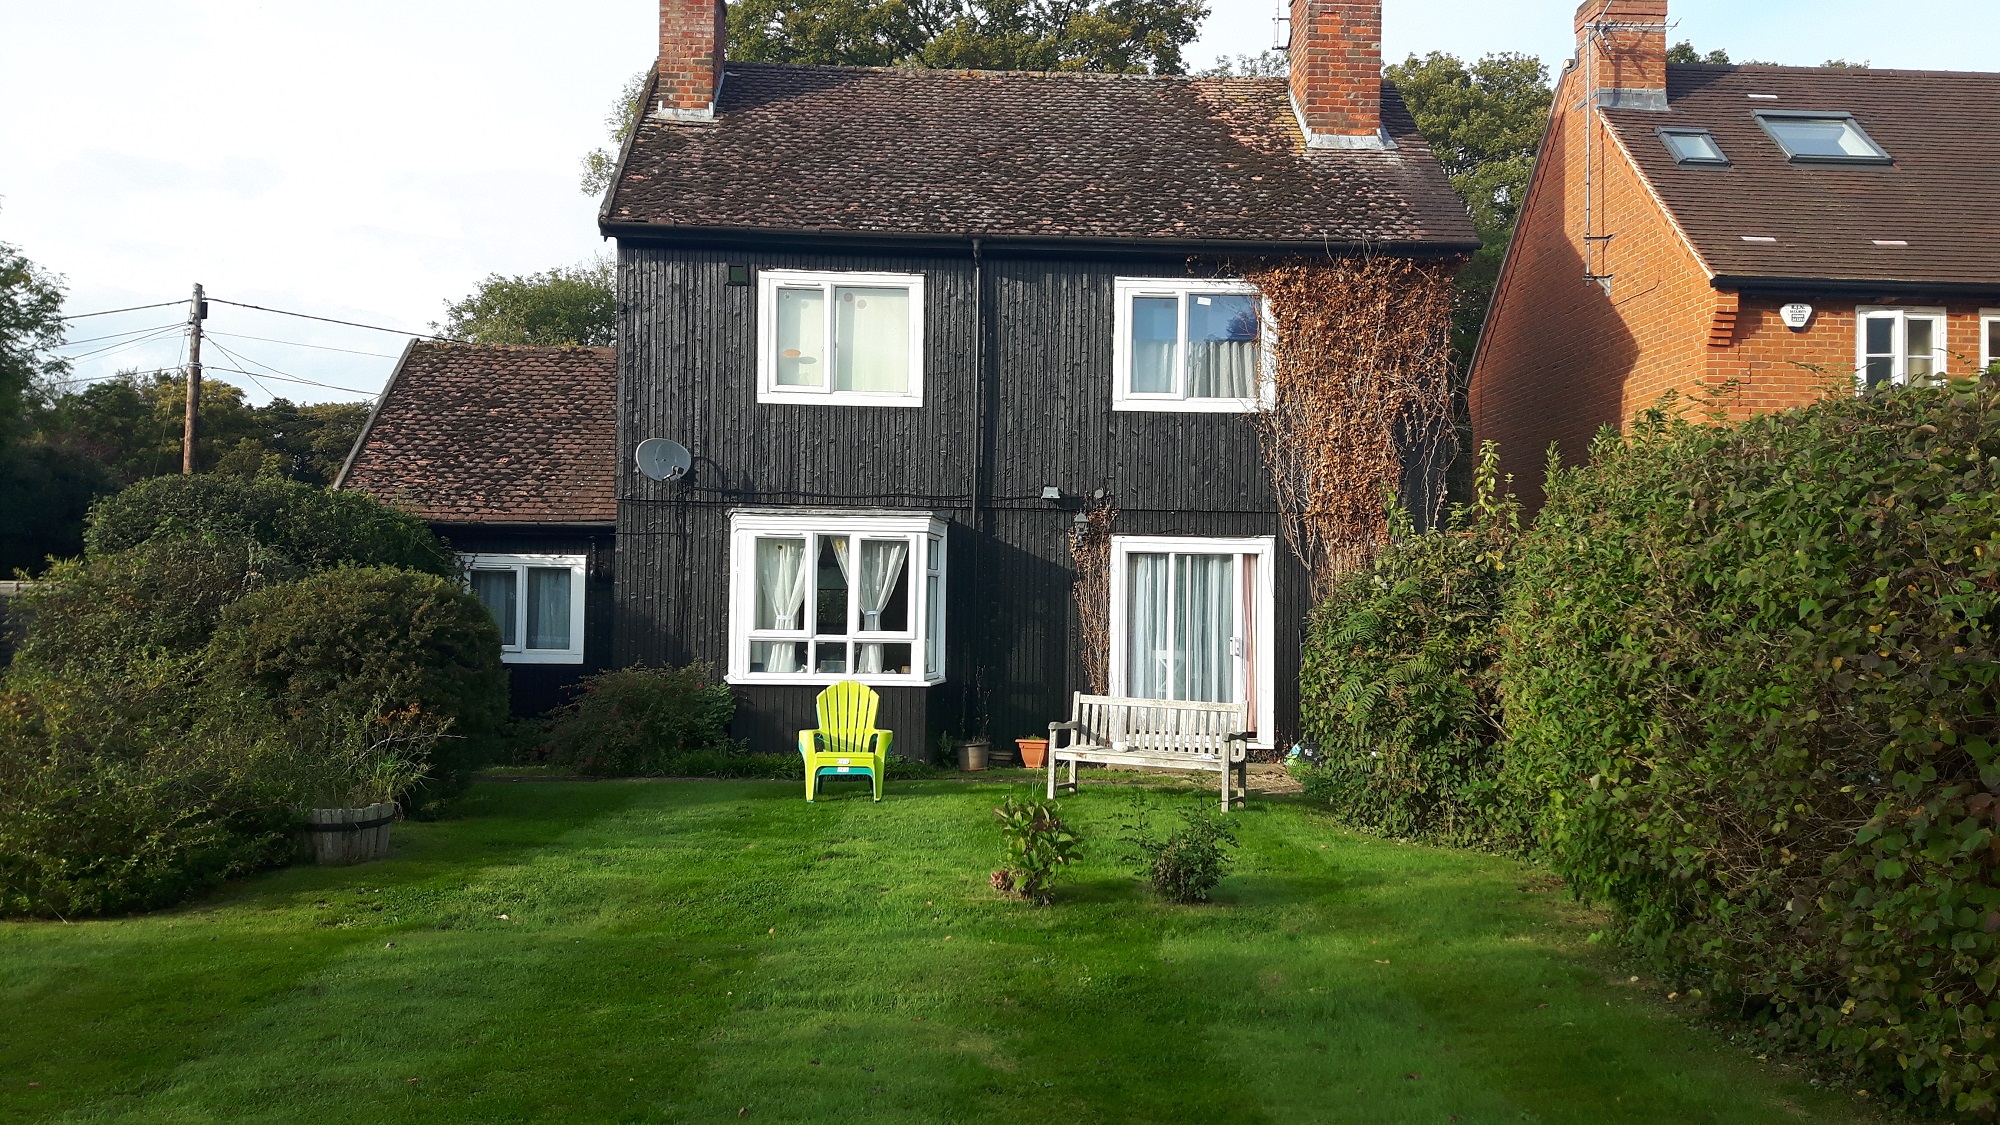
[1781,303,1815,331]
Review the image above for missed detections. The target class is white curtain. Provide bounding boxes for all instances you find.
[1130,296,1178,393]
[1126,552,1170,698]
[1174,554,1236,702]
[775,287,825,387]
[525,567,572,650]
[857,539,908,674]
[471,570,518,647]
[755,538,807,673]
[834,286,909,393]
[1187,294,1260,399]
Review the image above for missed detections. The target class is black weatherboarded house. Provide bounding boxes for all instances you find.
[596,0,1476,753]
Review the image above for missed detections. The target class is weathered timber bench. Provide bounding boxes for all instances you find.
[1046,693,1253,813]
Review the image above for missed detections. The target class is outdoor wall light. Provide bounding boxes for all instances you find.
[1041,486,1063,502]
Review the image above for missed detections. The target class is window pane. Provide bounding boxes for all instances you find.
[1173,554,1236,703]
[754,538,808,630]
[1865,357,1895,389]
[1187,293,1260,398]
[1130,296,1178,393]
[926,569,943,676]
[470,570,518,647]
[1663,130,1726,163]
[751,640,805,674]
[1126,552,1171,698]
[857,642,913,675]
[776,287,825,387]
[833,286,910,393]
[525,567,572,650]
[1987,320,2000,373]
[857,539,909,632]
[1765,117,1881,159]
[814,641,848,675]
[1906,318,1937,382]
[817,536,851,636]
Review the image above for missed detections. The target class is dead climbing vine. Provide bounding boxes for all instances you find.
[1242,256,1458,599]
[1067,498,1119,695]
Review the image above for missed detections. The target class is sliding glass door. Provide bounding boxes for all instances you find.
[1110,537,1274,744]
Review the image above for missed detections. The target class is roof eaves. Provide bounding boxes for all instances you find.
[332,335,418,491]
[599,221,1482,259]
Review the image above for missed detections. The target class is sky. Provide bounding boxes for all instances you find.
[3,0,1993,406]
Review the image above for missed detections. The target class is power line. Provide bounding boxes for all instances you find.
[59,324,186,363]
[58,300,189,321]
[205,330,403,359]
[58,321,185,348]
[205,365,377,397]
[206,297,460,342]
[205,338,377,396]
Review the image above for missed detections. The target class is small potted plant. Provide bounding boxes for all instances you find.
[1015,736,1049,769]
[955,736,991,772]
[277,701,447,866]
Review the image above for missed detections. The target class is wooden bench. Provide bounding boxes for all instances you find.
[1046,693,1253,813]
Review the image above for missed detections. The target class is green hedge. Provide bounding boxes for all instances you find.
[1296,445,1516,847]
[540,664,739,776]
[1501,383,2000,1114]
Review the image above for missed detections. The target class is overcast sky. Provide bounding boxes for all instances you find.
[3,0,1991,405]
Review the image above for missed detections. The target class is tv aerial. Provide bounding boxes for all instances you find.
[634,437,692,482]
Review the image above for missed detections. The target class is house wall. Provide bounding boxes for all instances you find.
[615,243,1312,756]
[434,524,617,717]
[1710,298,1997,406]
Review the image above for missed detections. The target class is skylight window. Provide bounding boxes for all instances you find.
[1755,112,1892,164]
[1659,127,1730,166]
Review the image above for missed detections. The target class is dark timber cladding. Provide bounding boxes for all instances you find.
[616,244,1308,751]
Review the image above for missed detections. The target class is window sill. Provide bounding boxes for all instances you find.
[501,651,585,666]
[757,390,924,409]
[1113,397,1266,414]
[728,673,944,688]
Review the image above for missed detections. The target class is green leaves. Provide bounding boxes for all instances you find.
[992,796,1080,904]
[727,0,1207,75]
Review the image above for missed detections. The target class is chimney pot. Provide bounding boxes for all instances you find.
[1286,0,1389,150]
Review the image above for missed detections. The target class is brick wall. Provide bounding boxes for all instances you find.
[1574,0,1667,103]
[1711,299,1997,409]
[1287,0,1382,141]
[658,0,725,116]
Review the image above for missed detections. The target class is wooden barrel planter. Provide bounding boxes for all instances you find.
[306,801,398,866]
[954,738,990,772]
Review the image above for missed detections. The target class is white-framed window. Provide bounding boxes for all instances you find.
[1107,535,1276,748]
[462,553,586,665]
[756,269,925,407]
[1982,310,2000,375]
[728,510,946,687]
[1112,278,1274,412]
[1857,306,1947,390]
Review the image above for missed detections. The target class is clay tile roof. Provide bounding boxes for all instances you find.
[1604,63,2000,288]
[604,63,1478,250]
[337,342,616,525]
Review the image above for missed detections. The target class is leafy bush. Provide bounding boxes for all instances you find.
[1501,381,2000,1114]
[84,473,454,577]
[206,567,507,809]
[1295,443,1516,846]
[0,670,296,919]
[990,797,1079,904]
[1131,805,1238,903]
[248,701,447,811]
[539,664,737,776]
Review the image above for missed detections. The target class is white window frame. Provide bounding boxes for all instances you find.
[460,553,587,665]
[1112,277,1276,413]
[727,509,946,687]
[1106,535,1276,748]
[1855,306,1947,390]
[756,269,925,408]
[1982,310,2000,374]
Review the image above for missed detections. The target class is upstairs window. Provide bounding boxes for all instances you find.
[464,553,586,664]
[1983,311,2000,375]
[1113,278,1272,412]
[728,511,946,686]
[1857,307,1946,390]
[757,270,925,407]
[1658,127,1730,166]
[1756,112,1892,164]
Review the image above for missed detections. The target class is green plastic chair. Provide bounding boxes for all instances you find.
[797,680,891,802]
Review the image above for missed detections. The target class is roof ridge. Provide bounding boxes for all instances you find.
[719,59,1242,82]
[1666,61,2000,80]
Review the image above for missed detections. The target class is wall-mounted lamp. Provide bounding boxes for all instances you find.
[1040,486,1064,502]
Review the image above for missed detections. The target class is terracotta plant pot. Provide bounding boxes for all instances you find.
[955,738,990,772]
[1016,737,1049,769]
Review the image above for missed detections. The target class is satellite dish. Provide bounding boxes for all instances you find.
[635,438,692,482]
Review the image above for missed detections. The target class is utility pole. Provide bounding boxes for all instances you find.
[183,283,206,474]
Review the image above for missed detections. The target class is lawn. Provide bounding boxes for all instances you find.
[1,778,1898,1124]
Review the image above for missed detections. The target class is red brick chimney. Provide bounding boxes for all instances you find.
[1286,0,1388,150]
[1574,0,1669,111]
[656,0,726,121]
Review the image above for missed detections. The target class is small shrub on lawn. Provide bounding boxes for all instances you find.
[1130,805,1238,903]
[206,567,507,810]
[1296,442,1516,847]
[991,797,1079,904]
[540,664,736,776]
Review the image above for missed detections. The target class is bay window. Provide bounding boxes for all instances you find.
[1857,306,1946,389]
[1107,536,1275,746]
[463,553,586,664]
[1113,278,1272,412]
[729,511,946,686]
[757,269,925,407]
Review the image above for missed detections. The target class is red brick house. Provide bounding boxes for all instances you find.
[1469,0,2000,502]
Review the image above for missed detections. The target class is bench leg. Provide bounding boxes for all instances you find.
[1047,752,1057,800]
[1235,761,1248,808]
[1068,758,1078,794]
[1219,762,1230,815]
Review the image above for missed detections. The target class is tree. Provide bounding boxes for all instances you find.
[1197,50,1286,78]
[434,260,616,347]
[579,70,650,197]
[1666,41,1730,65]
[0,241,68,454]
[726,0,1206,73]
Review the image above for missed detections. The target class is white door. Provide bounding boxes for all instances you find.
[1109,536,1275,745]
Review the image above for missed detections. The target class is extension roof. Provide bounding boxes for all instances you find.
[601,63,1479,253]
[336,342,616,525]
[1603,63,2000,290]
